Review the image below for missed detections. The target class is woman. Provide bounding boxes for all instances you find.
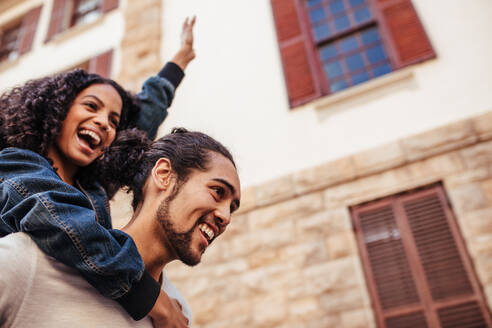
[0,17,196,328]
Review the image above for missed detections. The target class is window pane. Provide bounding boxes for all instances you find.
[361,28,380,45]
[330,79,348,92]
[313,23,331,41]
[307,0,323,7]
[352,71,370,85]
[324,61,344,79]
[340,36,359,54]
[73,0,101,26]
[309,8,326,23]
[354,7,371,23]
[366,45,387,64]
[345,53,364,71]
[349,0,365,7]
[329,0,345,15]
[373,63,392,77]
[334,15,350,31]
[319,44,338,61]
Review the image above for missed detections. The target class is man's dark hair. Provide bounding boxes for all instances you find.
[0,69,140,157]
[97,127,236,208]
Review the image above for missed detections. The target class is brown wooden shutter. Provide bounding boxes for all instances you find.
[372,0,436,68]
[101,0,119,13]
[352,185,492,328]
[45,0,68,42]
[270,0,321,107]
[17,6,42,55]
[89,49,113,78]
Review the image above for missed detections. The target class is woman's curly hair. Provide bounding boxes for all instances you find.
[0,69,141,157]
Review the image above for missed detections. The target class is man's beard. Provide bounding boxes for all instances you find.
[156,192,205,266]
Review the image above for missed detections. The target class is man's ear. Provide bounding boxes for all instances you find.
[151,158,174,190]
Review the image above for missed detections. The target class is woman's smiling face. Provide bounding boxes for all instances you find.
[48,83,122,181]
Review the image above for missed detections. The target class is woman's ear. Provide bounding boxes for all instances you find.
[151,158,174,190]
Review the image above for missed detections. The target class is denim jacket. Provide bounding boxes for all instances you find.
[0,62,184,320]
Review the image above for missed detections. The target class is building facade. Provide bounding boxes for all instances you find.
[1,0,492,327]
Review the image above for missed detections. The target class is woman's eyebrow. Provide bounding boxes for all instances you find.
[82,95,104,107]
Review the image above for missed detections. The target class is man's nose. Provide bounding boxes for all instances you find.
[214,206,231,228]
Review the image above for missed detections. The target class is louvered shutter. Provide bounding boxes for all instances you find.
[101,0,119,13]
[403,188,492,328]
[354,201,428,327]
[88,49,113,78]
[352,185,492,328]
[18,6,42,55]
[45,0,68,41]
[271,0,321,107]
[372,0,435,68]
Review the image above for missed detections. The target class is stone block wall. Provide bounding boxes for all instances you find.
[165,110,492,327]
[117,0,163,92]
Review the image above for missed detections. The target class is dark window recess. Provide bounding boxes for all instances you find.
[72,0,102,27]
[0,22,22,62]
[65,49,113,78]
[0,6,42,63]
[46,0,118,42]
[351,185,492,328]
[271,0,436,107]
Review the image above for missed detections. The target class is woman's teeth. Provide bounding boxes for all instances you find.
[79,129,101,147]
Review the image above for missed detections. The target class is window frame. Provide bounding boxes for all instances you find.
[45,0,118,42]
[0,19,23,63]
[0,6,42,64]
[351,184,492,327]
[70,0,102,28]
[298,0,397,95]
[270,0,436,108]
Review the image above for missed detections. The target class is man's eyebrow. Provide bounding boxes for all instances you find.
[212,178,240,211]
[213,178,236,195]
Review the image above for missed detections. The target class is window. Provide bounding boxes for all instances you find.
[46,0,119,42]
[351,185,492,328]
[271,0,436,107]
[0,22,22,62]
[71,0,102,27]
[64,49,113,78]
[0,7,42,63]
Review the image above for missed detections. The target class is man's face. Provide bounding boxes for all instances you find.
[157,152,241,266]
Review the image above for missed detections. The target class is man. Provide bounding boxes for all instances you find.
[0,128,241,327]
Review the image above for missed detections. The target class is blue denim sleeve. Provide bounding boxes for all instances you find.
[0,148,159,320]
[136,62,184,140]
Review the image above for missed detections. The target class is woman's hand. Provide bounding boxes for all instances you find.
[172,16,197,71]
[149,290,189,328]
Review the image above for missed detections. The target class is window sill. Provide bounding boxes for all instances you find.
[312,67,415,110]
[48,13,104,46]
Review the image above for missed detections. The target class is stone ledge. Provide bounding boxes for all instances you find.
[400,120,478,162]
[471,110,492,141]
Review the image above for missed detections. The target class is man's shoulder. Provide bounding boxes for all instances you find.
[0,233,39,275]
[0,232,36,257]
[0,233,37,328]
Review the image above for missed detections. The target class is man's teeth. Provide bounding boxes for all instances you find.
[79,129,101,146]
[199,224,214,241]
